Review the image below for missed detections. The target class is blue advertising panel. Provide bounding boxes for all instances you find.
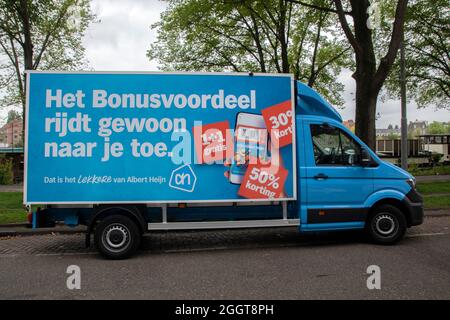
[25,72,295,203]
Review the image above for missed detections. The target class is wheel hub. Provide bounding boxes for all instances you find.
[374,214,396,236]
[104,224,129,250]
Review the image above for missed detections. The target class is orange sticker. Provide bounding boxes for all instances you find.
[238,162,288,199]
[193,121,233,164]
[261,100,293,148]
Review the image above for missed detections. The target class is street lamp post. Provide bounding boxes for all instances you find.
[400,33,408,170]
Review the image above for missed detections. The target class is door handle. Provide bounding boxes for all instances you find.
[313,173,328,180]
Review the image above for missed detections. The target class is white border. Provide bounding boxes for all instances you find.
[25,70,294,77]
[24,71,296,205]
[23,72,30,206]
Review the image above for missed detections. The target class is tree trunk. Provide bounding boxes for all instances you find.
[351,0,377,150]
[308,11,325,87]
[278,0,290,73]
[249,13,267,73]
[354,81,377,149]
[20,0,33,70]
[19,0,34,144]
[334,0,408,151]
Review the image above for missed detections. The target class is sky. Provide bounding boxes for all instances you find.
[337,69,450,127]
[5,0,449,127]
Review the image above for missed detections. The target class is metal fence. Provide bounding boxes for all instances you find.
[376,139,423,157]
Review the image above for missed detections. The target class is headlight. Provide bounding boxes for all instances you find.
[406,178,416,189]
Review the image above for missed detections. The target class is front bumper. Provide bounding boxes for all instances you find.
[403,188,424,226]
[407,202,424,226]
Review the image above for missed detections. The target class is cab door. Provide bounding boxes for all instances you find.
[302,120,373,230]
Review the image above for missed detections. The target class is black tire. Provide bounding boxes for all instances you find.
[94,215,141,259]
[367,204,407,245]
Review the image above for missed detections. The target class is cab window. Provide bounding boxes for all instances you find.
[310,124,362,166]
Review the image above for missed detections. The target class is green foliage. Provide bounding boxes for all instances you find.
[6,109,22,123]
[423,194,450,209]
[408,128,421,139]
[0,159,13,185]
[384,0,450,109]
[417,181,450,195]
[428,121,450,134]
[386,133,400,140]
[0,0,96,109]
[428,152,444,166]
[408,164,450,176]
[0,192,26,224]
[416,180,450,210]
[148,0,352,106]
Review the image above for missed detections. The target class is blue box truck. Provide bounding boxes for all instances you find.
[24,71,423,259]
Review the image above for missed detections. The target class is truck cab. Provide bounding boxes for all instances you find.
[295,81,423,242]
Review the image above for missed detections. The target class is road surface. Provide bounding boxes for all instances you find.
[0,216,449,299]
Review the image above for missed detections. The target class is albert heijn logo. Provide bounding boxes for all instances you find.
[169,164,197,192]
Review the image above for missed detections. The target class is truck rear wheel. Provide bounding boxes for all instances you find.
[367,204,407,245]
[94,215,141,259]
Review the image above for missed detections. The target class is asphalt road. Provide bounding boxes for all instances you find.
[0,216,449,300]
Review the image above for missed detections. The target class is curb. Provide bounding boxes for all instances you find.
[0,226,86,237]
[0,222,29,228]
[425,210,450,217]
[416,175,450,182]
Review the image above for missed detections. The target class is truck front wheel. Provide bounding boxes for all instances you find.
[94,215,141,259]
[367,204,407,245]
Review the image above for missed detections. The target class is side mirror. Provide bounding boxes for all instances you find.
[361,148,372,166]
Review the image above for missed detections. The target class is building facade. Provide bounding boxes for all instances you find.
[343,120,355,132]
[376,124,401,138]
[408,120,428,135]
[0,119,23,147]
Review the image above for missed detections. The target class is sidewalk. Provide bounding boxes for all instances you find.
[0,224,86,237]
[0,184,23,192]
[416,175,450,182]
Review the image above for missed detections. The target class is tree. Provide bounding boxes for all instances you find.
[0,0,96,122]
[148,0,352,106]
[331,0,408,149]
[386,132,399,140]
[428,122,450,135]
[407,128,421,139]
[384,0,450,109]
[6,109,21,123]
